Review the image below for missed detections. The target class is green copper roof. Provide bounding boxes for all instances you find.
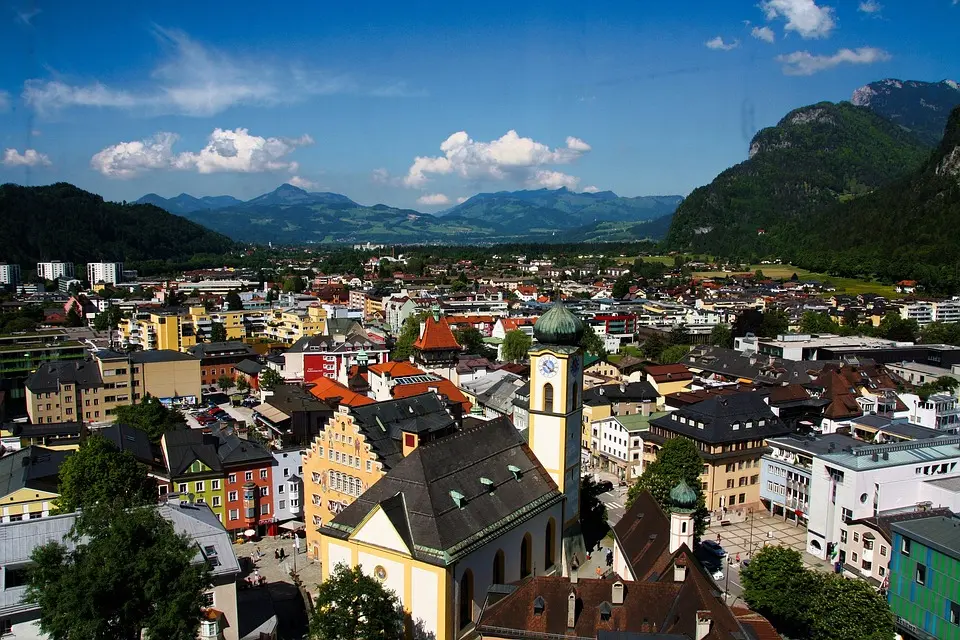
[670,479,698,511]
[533,302,585,346]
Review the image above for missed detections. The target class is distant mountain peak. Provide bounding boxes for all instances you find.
[851,78,960,146]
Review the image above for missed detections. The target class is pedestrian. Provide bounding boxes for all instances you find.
[279,548,286,561]
[274,548,280,560]
[294,535,301,554]
[716,533,721,544]
[595,566,602,577]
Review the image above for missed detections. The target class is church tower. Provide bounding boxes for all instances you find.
[668,479,697,554]
[527,302,585,541]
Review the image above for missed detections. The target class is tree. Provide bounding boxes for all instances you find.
[93,305,123,332]
[732,309,763,338]
[235,376,250,393]
[216,374,234,393]
[113,395,186,443]
[612,274,632,299]
[808,572,895,640]
[259,367,283,389]
[54,435,157,515]
[65,307,84,327]
[877,311,919,342]
[799,311,837,335]
[309,563,404,640]
[579,324,607,358]
[26,506,211,640]
[740,545,812,634]
[759,309,789,338]
[915,375,960,401]
[660,344,691,364]
[225,291,243,311]
[579,476,609,551]
[627,437,708,536]
[669,324,690,346]
[453,326,492,358]
[710,324,733,348]
[502,330,532,362]
[209,322,227,343]
[641,332,667,361]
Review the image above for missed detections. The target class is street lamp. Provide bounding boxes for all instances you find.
[747,507,755,556]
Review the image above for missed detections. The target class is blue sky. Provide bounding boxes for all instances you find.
[0,0,957,211]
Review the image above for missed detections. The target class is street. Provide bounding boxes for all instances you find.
[598,486,627,525]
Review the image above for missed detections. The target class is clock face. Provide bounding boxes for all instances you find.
[539,355,559,379]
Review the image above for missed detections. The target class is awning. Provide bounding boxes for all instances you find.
[253,403,290,424]
[279,520,305,531]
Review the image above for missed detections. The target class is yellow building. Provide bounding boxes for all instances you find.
[262,305,327,344]
[0,446,71,522]
[25,350,202,424]
[364,295,384,321]
[313,302,587,640]
[120,310,199,351]
[302,393,458,559]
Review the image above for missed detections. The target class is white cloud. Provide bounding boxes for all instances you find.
[762,0,836,39]
[705,36,740,51]
[777,47,891,75]
[371,168,392,184]
[751,26,776,43]
[529,170,579,190]
[91,128,312,178]
[456,196,469,204]
[2,148,51,167]
[582,185,600,193]
[403,130,590,188]
[858,0,882,13]
[289,176,318,190]
[416,193,451,206]
[23,28,366,117]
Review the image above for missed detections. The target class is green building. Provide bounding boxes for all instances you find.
[0,330,86,419]
[889,514,960,640]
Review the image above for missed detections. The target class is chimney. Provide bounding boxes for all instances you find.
[696,611,712,640]
[567,591,577,629]
[612,581,624,605]
[673,555,688,582]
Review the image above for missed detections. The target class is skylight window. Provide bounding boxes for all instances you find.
[450,490,466,508]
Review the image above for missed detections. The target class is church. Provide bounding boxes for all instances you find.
[314,302,588,639]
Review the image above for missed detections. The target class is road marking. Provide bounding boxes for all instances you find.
[607,502,623,509]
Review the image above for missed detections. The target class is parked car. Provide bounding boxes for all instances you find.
[699,539,727,558]
[710,566,724,582]
[596,480,614,494]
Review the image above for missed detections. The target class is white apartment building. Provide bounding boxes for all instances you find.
[0,263,21,286]
[899,300,960,326]
[901,392,960,431]
[36,260,75,281]
[87,261,124,285]
[806,436,960,560]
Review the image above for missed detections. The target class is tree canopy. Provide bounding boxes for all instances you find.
[113,396,186,443]
[579,324,607,358]
[26,506,211,640]
[612,274,632,299]
[580,475,610,551]
[709,324,733,348]
[54,435,157,515]
[259,367,283,389]
[502,330,532,362]
[627,437,708,537]
[210,322,227,343]
[309,563,405,640]
[799,311,837,334]
[391,312,428,361]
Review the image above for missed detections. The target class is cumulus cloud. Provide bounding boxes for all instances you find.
[777,47,890,75]
[403,130,590,189]
[751,26,776,43]
[529,170,579,190]
[91,128,312,178]
[371,168,392,184]
[705,36,740,51]
[289,176,318,189]
[22,28,382,117]
[858,0,882,13]
[582,185,600,193]
[3,148,51,167]
[416,193,451,206]
[762,0,836,39]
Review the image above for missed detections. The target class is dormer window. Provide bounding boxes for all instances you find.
[533,595,545,615]
[450,490,466,509]
[732,422,740,431]
[508,465,522,481]
[480,477,495,492]
[599,601,612,620]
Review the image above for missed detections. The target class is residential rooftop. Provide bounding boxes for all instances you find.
[818,434,960,471]
[892,514,960,559]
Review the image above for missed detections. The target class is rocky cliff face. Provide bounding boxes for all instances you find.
[852,78,960,146]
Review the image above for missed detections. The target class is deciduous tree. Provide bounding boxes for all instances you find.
[709,324,733,348]
[579,324,607,358]
[309,564,404,640]
[217,374,234,393]
[627,437,708,536]
[501,330,532,362]
[259,367,283,389]
[113,396,186,443]
[54,435,157,515]
[210,322,227,343]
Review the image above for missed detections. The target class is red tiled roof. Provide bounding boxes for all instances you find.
[307,377,374,407]
[645,363,694,382]
[413,315,461,351]
[368,361,424,377]
[391,378,471,412]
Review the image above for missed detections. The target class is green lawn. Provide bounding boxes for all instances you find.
[693,264,896,297]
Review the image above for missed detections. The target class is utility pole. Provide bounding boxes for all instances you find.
[748,507,755,556]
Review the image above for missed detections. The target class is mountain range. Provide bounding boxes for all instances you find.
[665,79,960,260]
[138,185,683,245]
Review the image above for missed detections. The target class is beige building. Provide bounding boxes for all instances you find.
[262,305,327,344]
[25,349,201,423]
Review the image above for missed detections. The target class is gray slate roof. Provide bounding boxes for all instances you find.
[348,393,457,469]
[892,514,960,559]
[25,360,102,393]
[650,392,791,445]
[186,341,255,359]
[322,417,561,566]
[0,446,71,498]
[583,381,658,406]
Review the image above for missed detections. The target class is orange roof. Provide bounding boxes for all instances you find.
[500,317,538,331]
[391,378,471,412]
[368,361,425,377]
[413,315,461,351]
[307,376,374,407]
